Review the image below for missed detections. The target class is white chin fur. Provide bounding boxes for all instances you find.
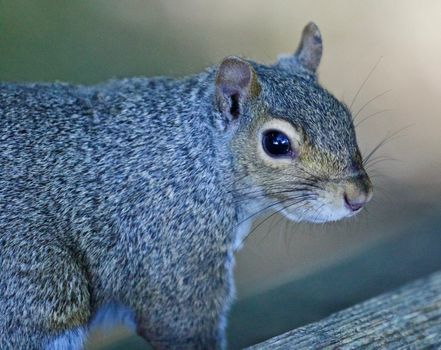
[281,205,358,223]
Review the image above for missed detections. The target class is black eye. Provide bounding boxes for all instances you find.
[262,130,293,157]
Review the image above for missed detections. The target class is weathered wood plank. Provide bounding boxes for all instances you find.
[247,271,441,349]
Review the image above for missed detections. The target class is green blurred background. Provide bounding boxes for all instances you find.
[1,1,441,349]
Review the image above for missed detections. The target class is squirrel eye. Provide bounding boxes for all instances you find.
[262,130,294,158]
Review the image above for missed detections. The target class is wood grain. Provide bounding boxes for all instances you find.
[247,271,441,349]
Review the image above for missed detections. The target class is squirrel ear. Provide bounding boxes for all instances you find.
[215,56,260,126]
[277,22,323,74]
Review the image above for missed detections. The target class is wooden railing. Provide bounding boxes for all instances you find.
[247,271,441,349]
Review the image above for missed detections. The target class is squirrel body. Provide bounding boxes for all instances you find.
[0,23,372,349]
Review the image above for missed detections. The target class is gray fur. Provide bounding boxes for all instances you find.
[0,23,371,349]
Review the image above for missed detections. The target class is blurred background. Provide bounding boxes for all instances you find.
[1,1,441,349]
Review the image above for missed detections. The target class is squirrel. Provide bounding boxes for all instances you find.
[0,22,372,349]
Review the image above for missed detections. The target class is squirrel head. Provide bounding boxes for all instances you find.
[214,22,372,223]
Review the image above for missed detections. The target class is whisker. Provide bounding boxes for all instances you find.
[235,194,315,228]
[364,157,399,170]
[355,108,395,128]
[363,124,413,164]
[349,56,383,110]
[353,89,392,121]
[242,199,311,246]
[231,176,323,200]
[254,209,289,244]
[233,183,321,203]
[261,202,308,246]
[311,203,326,223]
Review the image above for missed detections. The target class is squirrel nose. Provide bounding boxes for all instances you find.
[343,189,372,212]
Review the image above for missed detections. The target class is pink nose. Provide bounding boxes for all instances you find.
[344,192,370,212]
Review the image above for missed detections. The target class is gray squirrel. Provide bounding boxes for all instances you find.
[0,22,372,349]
